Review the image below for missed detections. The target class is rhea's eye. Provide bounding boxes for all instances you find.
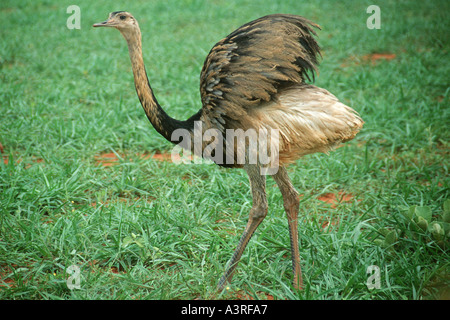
[120,15,126,20]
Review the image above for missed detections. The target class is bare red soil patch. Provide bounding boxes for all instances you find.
[2,155,44,167]
[94,151,189,167]
[315,191,362,229]
[0,267,15,288]
[152,150,193,163]
[341,52,396,67]
[151,152,174,161]
[363,53,396,65]
[317,191,355,208]
[94,152,122,167]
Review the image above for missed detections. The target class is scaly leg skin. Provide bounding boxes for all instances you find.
[273,166,303,290]
[217,164,267,291]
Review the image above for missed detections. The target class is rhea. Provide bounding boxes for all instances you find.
[93,12,363,290]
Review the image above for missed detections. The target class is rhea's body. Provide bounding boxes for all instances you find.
[93,12,363,290]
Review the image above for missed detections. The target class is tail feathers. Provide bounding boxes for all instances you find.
[254,84,363,164]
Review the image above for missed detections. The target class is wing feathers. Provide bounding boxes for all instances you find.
[200,14,321,129]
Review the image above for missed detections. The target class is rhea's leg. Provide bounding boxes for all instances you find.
[273,166,303,289]
[217,164,267,291]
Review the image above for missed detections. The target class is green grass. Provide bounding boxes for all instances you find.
[0,0,449,300]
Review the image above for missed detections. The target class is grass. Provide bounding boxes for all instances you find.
[0,0,449,300]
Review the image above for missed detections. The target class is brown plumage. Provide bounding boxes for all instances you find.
[93,12,363,291]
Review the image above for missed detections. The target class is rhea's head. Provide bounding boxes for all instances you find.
[93,11,139,39]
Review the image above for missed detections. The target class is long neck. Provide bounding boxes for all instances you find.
[123,28,198,144]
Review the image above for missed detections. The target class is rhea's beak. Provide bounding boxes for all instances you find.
[93,19,115,28]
